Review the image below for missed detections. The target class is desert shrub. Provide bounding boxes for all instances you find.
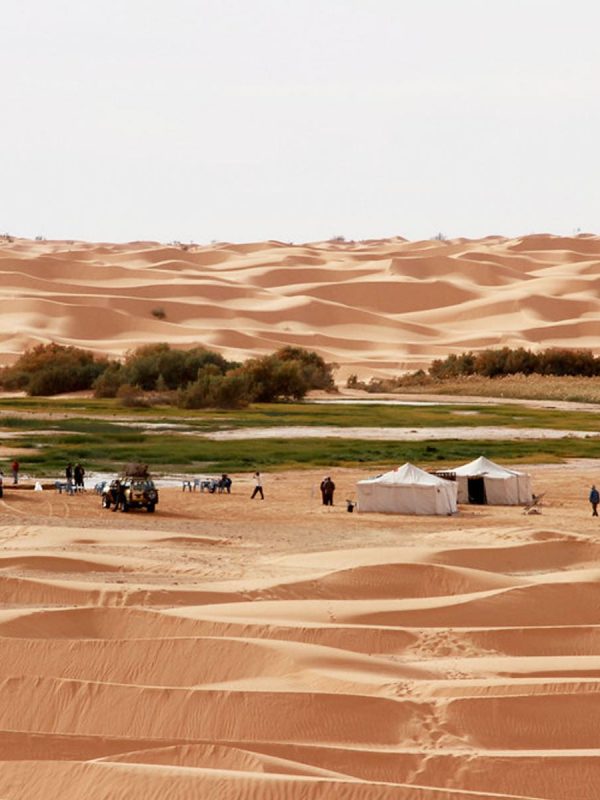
[239,355,300,402]
[0,341,333,404]
[116,383,149,407]
[239,348,336,402]
[151,307,166,320]
[536,347,599,377]
[0,369,29,391]
[429,352,477,379]
[122,343,235,391]
[274,346,336,391]
[428,347,600,380]
[93,364,124,398]
[0,343,110,396]
[177,366,251,409]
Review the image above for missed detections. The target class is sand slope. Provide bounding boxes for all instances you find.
[0,464,599,799]
[1,233,600,373]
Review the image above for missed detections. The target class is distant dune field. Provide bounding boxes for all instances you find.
[1,233,599,376]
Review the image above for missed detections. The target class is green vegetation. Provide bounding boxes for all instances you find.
[3,398,600,432]
[0,343,108,395]
[0,342,335,406]
[1,397,600,476]
[428,347,600,378]
[4,397,600,432]
[8,430,600,476]
[350,346,600,402]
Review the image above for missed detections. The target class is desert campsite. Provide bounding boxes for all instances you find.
[2,1,600,796]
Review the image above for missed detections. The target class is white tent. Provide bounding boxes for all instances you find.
[451,456,532,505]
[357,463,457,515]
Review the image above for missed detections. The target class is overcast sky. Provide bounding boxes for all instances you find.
[2,0,598,244]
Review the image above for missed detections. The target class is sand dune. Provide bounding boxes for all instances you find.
[1,233,600,373]
[1,464,600,798]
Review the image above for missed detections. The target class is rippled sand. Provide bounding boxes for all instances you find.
[0,463,599,799]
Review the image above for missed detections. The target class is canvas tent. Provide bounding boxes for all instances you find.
[356,462,457,515]
[451,456,532,505]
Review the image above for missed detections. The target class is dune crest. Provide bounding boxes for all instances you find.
[1,233,599,373]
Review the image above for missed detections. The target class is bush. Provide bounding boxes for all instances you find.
[121,343,235,391]
[93,364,124,398]
[0,343,110,396]
[427,347,600,380]
[0,341,336,406]
[117,383,149,407]
[274,346,336,391]
[177,366,251,409]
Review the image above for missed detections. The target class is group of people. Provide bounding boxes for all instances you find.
[200,474,232,493]
[249,472,337,504]
[65,463,86,492]
[1,462,342,508]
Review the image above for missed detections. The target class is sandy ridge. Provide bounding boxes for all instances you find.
[1,233,600,375]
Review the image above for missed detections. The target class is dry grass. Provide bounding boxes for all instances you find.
[392,374,600,404]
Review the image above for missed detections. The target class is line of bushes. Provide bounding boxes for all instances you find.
[347,346,600,393]
[428,347,600,379]
[0,343,336,407]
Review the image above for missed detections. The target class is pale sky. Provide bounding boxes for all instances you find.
[2,0,599,244]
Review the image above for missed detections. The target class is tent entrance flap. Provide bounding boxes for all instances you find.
[467,477,487,504]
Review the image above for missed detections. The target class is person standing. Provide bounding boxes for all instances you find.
[590,485,599,516]
[11,460,19,485]
[251,471,264,499]
[320,476,335,506]
[65,463,74,493]
[74,463,85,492]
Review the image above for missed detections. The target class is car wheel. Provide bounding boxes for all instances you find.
[102,496,111,509]
[147,502,155,513]
[121,501,129,513]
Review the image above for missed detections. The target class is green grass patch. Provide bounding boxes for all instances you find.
[3,396,600,433]
[9,431,600,476]
[2,395,600,476]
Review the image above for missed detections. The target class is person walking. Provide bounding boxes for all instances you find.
[320,476,336,506]
[251,471,264,499]
[11,460,19,485]
[590,485,599,516]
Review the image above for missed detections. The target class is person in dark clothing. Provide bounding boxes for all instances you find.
[590,485,599,516]
[74,463,85,492]
[109,479,124,512]
[320,476,335,506]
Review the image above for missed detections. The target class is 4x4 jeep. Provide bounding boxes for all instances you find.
[122,477,158,512]
[102,476,159,513]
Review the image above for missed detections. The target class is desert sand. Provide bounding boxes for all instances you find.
[1,462,600,799]
[2,231,600,798]
[2,233,600,376]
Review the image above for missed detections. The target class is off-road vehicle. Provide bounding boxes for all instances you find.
[102,464,159,513]
[121,477,158,512]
